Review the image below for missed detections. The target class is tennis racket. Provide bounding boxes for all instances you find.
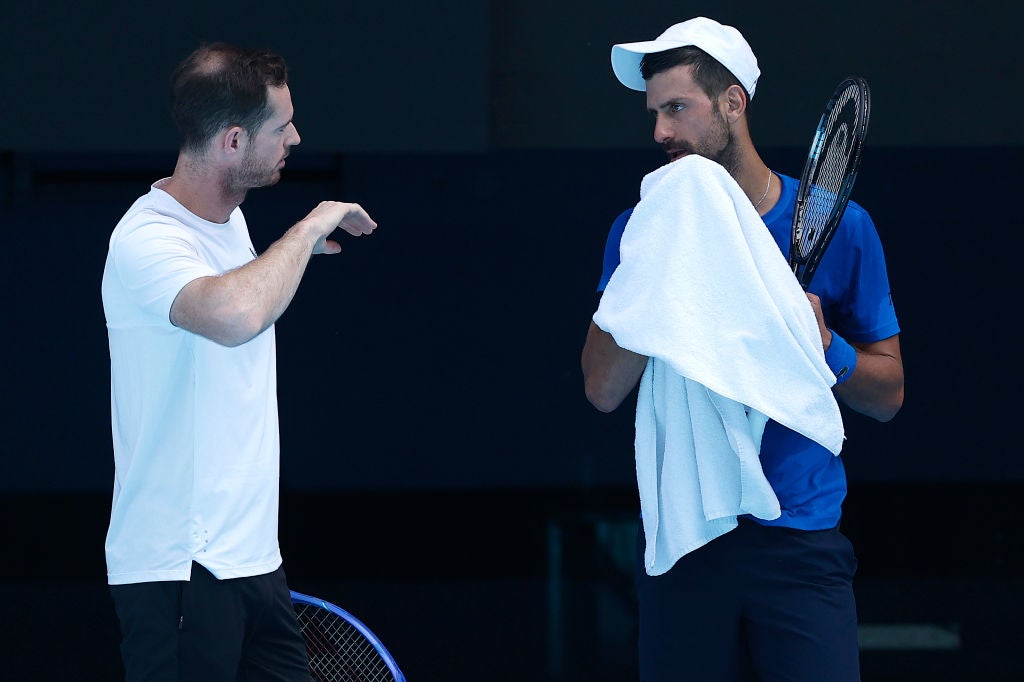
[788,76,871,289]
[290,590,406,682]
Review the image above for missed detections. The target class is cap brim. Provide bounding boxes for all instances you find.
[611,40,688,91]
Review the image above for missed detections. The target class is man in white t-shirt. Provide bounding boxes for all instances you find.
[101,42,377,681]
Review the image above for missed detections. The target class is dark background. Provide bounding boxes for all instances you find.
[2,1,1021,680]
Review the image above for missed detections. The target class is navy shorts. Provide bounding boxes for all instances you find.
[109,562,311,682]
[635,518,860,682]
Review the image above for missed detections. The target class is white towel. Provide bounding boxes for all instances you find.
[593,155,844,576]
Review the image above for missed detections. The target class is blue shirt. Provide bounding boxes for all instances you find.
[597,171,899,530]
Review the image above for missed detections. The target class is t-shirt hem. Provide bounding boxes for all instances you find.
[107,555,283,585]
[741,513,841,531]
[200,556,283,580]
[108,567,194,585]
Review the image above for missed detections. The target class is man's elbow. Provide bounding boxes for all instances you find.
[873,386,905,423]
[171,284,268,347]
[852,381,904,422]
[585,378,625,413]
[183,309,266,347]
[214,311,266,347]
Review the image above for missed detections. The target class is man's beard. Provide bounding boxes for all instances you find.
[666,105,740,175]
[224,146,283,198]
[708,125,741,176]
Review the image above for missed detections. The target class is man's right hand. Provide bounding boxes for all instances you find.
[298,201,378,255]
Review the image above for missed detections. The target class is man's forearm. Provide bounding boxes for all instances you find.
[833,336,904,422]
[581,322,648,412]
[170,220,322,347]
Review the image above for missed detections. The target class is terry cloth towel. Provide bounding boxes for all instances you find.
[593,155,844,576]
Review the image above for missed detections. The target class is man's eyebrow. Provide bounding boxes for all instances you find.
[647,98,684,113]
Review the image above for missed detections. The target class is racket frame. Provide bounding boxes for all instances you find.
[788,76,871,290]
[290,589,407,682]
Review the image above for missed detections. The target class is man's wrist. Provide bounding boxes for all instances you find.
[289,219,326,249]
[825,330,857,385]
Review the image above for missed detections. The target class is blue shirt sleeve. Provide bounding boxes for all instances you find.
[810,200,901,343]
[761,175,899,345]
[597,208,634,292]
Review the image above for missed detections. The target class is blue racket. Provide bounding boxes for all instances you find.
[290,590,406,682]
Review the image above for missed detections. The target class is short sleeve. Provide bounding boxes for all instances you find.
[597,207,634,292]
[109,219,219,323]
[817,202,900,343]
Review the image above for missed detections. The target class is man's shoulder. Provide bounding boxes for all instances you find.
[777,173,876,234]
[836,198,879,244]
[112,186,199,243]
[842,198,873,222]
[613,206,634,226]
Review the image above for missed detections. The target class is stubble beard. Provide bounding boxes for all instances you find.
[223,146,283,202]
[704,105,740,176]
[667,105,740,176]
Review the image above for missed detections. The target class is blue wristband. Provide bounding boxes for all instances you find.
[825,330,857,385]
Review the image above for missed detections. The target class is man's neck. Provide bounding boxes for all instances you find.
[161,154,244,224]
[729,148,778,215]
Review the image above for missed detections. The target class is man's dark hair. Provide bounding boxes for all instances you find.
[170,42,289,155]
[640,46,748,106]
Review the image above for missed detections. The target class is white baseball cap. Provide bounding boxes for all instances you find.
[611,17,760,98]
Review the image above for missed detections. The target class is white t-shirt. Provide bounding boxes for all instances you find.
[102,180,282,585]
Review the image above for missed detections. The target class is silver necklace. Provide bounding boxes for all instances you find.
[753,169,772,209]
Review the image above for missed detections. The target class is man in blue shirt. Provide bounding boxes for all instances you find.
[581,17,904,682]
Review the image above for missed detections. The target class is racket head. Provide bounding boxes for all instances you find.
[788,76,871,288]
[290,590,406,682]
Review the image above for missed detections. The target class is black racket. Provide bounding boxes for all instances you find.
[290,590,406,682]
[789,76,871,289]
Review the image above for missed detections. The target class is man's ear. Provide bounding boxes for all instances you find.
[213,126,248,160]
[721,84,748,122]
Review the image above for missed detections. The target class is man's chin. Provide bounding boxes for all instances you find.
[252,172,282,190]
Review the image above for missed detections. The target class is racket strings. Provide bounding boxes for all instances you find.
[796,85,865,260]
[294,603,394,682]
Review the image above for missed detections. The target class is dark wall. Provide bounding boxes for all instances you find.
[2,1,1021,493]
[2,2,1021,153]
[0,3,491,153]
